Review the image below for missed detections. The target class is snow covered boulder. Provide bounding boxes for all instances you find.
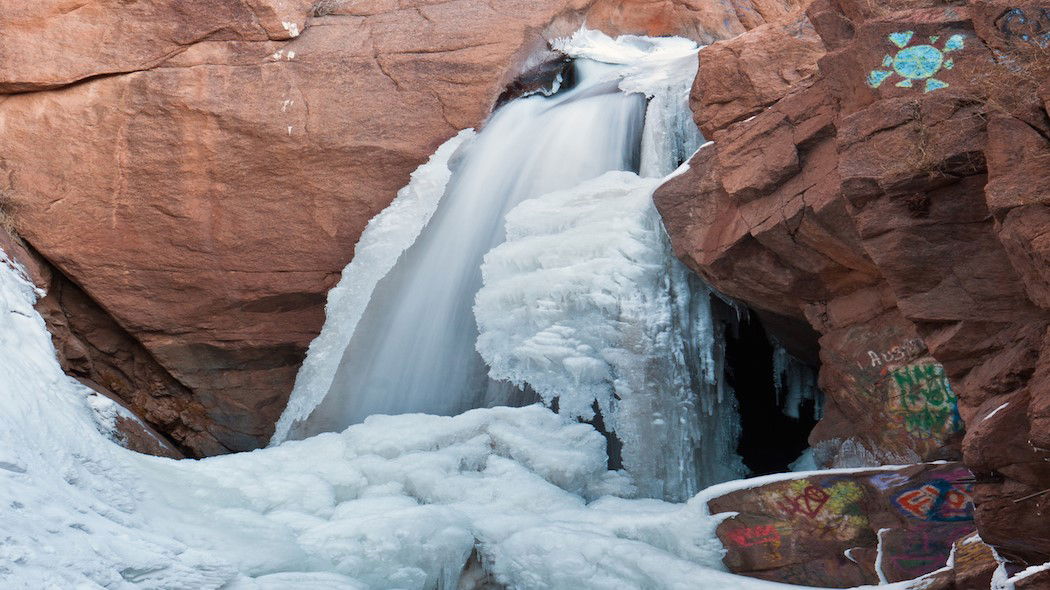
[707,463,977,587]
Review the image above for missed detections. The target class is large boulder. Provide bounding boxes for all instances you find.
[0,0,804,455]
[655,0,1050,571]
[708,463,977,586]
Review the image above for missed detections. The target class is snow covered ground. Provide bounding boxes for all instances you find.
[0,240,936,589]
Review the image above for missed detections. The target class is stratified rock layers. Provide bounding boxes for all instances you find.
[0,0,803,454]
[655,0,1050,570]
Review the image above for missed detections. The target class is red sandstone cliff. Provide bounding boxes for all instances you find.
[655,0,1050,574]
[0,0,801,456]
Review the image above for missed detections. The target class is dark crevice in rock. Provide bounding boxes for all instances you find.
[719,300,821,476]
[494,54,575,110]
[17,241,228,458]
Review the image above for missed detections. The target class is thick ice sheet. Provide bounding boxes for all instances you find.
[1,246,934,589]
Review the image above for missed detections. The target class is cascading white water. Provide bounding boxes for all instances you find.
[282,59,646,438]
[272,30,748,500]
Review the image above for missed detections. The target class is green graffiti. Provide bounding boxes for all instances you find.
[890,363,962,437]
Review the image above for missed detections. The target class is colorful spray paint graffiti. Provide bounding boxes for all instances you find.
[867,31,965,93]
[880,468,976,581]
[773,479,869,541]
[866,338,925,368]
[951,535,996,572]
[725,524,782,548]
[889,363,963,439]
[714,466,978,587]
[883,527,972,582]
[894,480,974,522]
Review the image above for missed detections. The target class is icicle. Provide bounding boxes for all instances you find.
[770,338,823,421]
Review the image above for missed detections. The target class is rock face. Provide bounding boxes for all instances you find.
[655,0,1050,572]
[0,0,803,454]
[0,228,184,458]
[709,463,977,587]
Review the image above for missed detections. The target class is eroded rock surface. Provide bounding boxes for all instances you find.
[0,0,802,453]
[656,0,1050,571]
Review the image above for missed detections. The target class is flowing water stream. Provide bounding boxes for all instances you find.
[273,31,749,501]
[293,59,646,436]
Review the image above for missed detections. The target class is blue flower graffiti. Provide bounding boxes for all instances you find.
[867,31,965,93]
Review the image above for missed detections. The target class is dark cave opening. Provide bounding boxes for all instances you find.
[718,300,821,477]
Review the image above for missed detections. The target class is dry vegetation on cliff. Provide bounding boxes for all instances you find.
[976,42,1050,119]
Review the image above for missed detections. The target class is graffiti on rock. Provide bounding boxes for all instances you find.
[770,479,869,541]
[726,524,782,548]
[867,31,965,93]
[952,536,994,571]
[998,8,1050,45]
[884,527,974,581]
[866,338,925,368]
[894,478,974,522]
[778,485,830,518]
[889,363,962,438]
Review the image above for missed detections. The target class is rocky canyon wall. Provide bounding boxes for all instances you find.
[654,0,1050,571]
[0,0,802,455]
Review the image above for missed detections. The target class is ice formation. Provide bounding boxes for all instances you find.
[474,171,746,500]
[1,245,874,589]
[272,29,744,501]
[474,31,744,500]
[272,131,476,443]
[772,341,823,421]
[275,39,656,441]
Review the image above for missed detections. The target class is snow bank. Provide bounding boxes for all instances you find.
[0,245,839,590]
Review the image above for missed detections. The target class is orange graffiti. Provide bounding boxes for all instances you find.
[895,480,973,522]
[897,486,937,517]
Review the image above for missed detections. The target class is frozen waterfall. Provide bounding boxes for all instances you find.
[272,30,747,500]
